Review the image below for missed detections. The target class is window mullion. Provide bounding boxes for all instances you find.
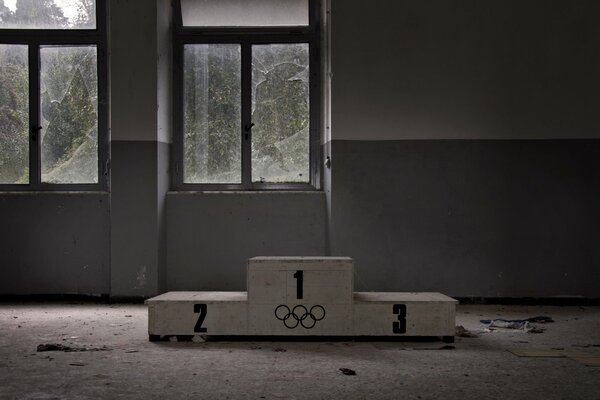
[241,42,252,189]
[28,44,41,188]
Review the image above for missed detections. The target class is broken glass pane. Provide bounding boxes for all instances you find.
[40,46,98,184]
[252,43,309,183]
[184,44,241,184]
[0,44,28,184]
[0,0,96,29]
[181,0,308,27]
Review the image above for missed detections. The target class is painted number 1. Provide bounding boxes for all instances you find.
[392,304,406,334]
[194,304,207,333]
[293,270,304,299]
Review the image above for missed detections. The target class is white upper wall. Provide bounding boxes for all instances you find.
[331,0,600,140]
[110,0,171,143]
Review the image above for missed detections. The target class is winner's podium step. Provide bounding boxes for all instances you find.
[146,291,457,340]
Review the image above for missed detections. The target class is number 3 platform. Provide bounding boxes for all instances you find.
[146,257,458,342]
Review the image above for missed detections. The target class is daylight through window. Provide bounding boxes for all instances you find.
[0,0,107,190]
[174,0,321,190]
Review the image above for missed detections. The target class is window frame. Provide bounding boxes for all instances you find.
[0,0,109,192]
[172,0,321,191]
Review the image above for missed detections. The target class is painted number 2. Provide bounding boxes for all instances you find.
[194,304,207,333]
[293,270,304,299]
[392,304,406,334]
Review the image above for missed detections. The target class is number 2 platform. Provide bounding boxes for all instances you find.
[146,257,458,341]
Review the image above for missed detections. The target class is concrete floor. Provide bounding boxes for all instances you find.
[0,304,599,400]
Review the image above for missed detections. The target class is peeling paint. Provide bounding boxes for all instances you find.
[135,266,147,289]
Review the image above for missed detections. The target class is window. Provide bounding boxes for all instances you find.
[0,0,107,190]
[173,0,321,190]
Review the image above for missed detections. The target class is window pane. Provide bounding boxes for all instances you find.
[252,44,309,183]
[0,44,28,184]
[184,44,241,184]
[0,0,96,29]
[40,46,98,184]
[181,0,308,27]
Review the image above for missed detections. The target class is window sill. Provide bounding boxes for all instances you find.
[0,191,109,195]
[167,190,323,195]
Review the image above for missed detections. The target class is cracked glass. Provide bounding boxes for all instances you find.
[40,45,98,184]
[251,43,309,183]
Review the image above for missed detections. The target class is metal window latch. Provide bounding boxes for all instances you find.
[30,126,42,141]
[325,156,331,169]
[244,123,255,140]
[103,159,111,177]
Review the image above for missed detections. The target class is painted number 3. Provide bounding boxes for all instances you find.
[392,304,406,334]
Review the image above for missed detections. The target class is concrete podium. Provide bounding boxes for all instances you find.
[146,257,457,341]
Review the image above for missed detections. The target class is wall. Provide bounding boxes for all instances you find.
[166,192,327,291]
[331,0,600,140]
[109,0,171,297]
[0,193,110,295]
[327,0,600,297]
[2,0,599,299]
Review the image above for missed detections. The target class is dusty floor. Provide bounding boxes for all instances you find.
[0,304,599,400]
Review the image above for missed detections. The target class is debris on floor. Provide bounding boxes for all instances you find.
[37,343,110,352]
[569,357,600,367]
[191,335,206,343]
[339,368,356,375]
[480,316,553,333]
[456,325,478,338]
[69,362,87,367]
[508,349,566,358]
[411,345,455,350]
[508,349,600,367]
[273,347,287,352]
[480,316,554,324]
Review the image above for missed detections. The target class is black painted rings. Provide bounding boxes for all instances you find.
[274,304,326,329]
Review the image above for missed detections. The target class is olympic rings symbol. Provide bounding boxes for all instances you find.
[274,304,326,329]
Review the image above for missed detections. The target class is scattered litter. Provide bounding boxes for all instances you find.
[480,316,552,333]
[508,349,565,358]
[339,368,356,376]
[125,350,139,353]
[124,315,132,318]
[192,335,206,343]
[527,325,545,334]
[410,345,455,350]
[37,344,110,352]
[569,357,600,367]
[69,362,87,367]
[572,344,600,348]
[480,316,553,324]
[273,348,287,352]
[169,336,178,343]
[509,350,600,367]
[456,325,478,338]
[250,346,262,350]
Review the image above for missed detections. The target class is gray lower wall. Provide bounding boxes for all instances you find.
[328,139,600,298]
[166,192,327,291]
[2,140,597,298]
[0,193,110,295]
[110,141,169,298]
